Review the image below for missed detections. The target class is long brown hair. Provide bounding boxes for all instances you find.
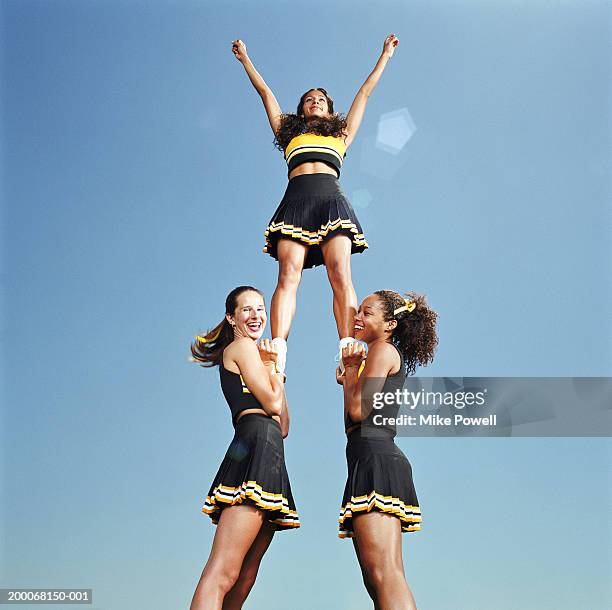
[191,286,264,367]
[274,87,348,151]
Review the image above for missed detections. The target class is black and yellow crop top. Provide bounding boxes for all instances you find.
[284,133,347,177]
[344,343,407,437]
[220,362,266,426]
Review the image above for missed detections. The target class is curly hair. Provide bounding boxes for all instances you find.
[273,87,348,152]
[374,290,439,376]
[191,286,264,368]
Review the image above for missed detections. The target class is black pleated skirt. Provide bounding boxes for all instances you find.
[339,428,421,538]
[263,173,368,269]
[202,414,300,531]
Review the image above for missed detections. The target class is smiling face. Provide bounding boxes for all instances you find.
[226,290,266,340]
[301,89,331,120]
[354,294,397,344]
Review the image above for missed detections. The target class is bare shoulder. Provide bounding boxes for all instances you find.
[224,338,258,368]
[226,337,258,356]
[367,341,396,358]
[366,342,399,374]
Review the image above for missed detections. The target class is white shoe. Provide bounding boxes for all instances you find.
[337,337,355,375]
[271,338,287,375]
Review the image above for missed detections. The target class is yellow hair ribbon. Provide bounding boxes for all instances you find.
[195,327,222,344]
[393,298,416,316]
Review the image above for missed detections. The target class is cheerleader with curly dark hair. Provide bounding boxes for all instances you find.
[336,290,438,610]
[189,286,299,610]
[231,35,400,374]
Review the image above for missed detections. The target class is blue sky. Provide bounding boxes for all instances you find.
[2,1,611,609]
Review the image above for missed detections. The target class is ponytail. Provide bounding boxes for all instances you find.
[374,289,439,375]
[191,318,234,367]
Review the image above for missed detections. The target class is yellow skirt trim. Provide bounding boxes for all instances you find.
[202,480,300,527]
[338,490,421,538]
[263,217,369,250]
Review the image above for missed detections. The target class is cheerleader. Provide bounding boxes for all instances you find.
[189,286,299,610]
[231,35,400,373]
[337,290,438,610]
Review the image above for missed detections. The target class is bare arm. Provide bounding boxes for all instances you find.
[344,34,400,148]
[343,342,395,422]
[232,39,282,136]
[231,339,283,416]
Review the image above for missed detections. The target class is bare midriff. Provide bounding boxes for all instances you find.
[236,408,281,425]
[288,161,339,180]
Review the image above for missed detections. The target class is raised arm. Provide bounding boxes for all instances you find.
[232,39,282,136]
[344,34,400,148]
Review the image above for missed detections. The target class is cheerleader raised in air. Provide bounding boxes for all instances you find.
[337,290,438,610]
[231,34,400,374]
[189,286,299,610]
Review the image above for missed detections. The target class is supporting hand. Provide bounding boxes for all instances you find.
[342,342,366,371]
[258,339,278,370]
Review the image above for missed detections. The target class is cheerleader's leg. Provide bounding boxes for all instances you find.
[190,504,265,610]
[221,521,275,610]
[352,537,382,610]
[270,239,308,373]
[352,512,417,610]
[320,233,358,338]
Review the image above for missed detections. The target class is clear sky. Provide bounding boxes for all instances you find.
[2,1,611,609]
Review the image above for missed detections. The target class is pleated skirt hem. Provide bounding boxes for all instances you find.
[338,434,420,539]
[263,174,368,269]
[202,481,300,530]
[201,414,300,532]
[338,491,422,538]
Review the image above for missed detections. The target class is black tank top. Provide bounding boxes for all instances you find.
[345,343,407,437]
[219,362,266,426]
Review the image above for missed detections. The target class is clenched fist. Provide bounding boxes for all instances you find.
[231,39,248,63]
[382,34,399,58]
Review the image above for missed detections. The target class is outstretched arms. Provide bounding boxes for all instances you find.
[344,34,400,148]
[232,39,282,136]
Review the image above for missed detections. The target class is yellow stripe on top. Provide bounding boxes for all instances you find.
[285,133,347,175]
[357,361,366,378]
[239,374,251,394]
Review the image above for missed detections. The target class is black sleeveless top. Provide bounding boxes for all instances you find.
[219,362,266,426]
[344,343,407,437]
